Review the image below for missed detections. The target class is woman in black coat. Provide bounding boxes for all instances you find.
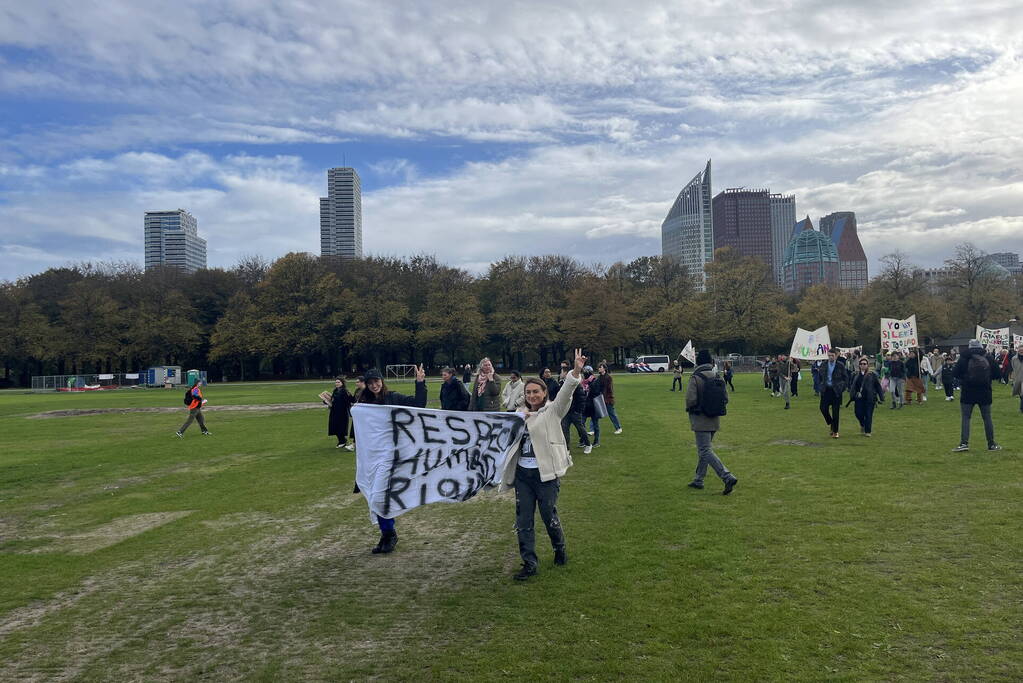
[848,358,883,436]
[326,378,354,448]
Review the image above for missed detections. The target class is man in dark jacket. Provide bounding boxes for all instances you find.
[887,351,906,408]
[559,366,591,454]
[440,366,470,410]
[819,350,849,438]
[952,340,1002,452]
[685,349,737,494]
[542,368,559,399]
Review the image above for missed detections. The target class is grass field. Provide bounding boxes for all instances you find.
[1,372,1021,681]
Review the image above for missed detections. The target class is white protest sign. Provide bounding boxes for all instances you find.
[880,315,918,351]
[789,326,832,360]
[975,326,1010,350]
[835,346,863,356]
[1014,334,1023,350]
[352,404,525,521]
[681,340,696,364]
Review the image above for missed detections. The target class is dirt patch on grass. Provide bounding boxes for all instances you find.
[770,439,825,447]
[22,511,196,555]
[26,402,322,419]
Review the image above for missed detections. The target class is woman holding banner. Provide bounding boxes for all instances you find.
[499,349,586,581]
[357,365,428,554]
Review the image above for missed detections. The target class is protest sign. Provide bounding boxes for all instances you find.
[835,345,863,356]
[789,326,832,360]
[975,326,1010,350]
[880,315,918,351]
[351,404,525,521]
[1014,334,1023,350]
[681,340,696,365]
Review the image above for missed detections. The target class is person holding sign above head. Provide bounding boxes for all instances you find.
[357,366,428,554]
[819,350,849,438]
[685,349,738,495]
[500,348,587,581]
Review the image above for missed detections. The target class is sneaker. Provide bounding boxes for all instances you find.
[864,433,872,438]
[723,477,738,495]
[202,431,212,436]
[988,444,1002,451]
[613,428,622,435]
[593,443,601,448]
[687,481,704,490]
[174,431,183,438]
[554,548,567,566]
[922,396,927,402]
[587,431,595,436]
[952,444,969,453]
[513,564,537,581]
[344,444,356,451]
[583,445,593,454]
[832,433,840,439]
[337,443,345,448]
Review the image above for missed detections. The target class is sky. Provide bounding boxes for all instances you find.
[1,0,1022,281]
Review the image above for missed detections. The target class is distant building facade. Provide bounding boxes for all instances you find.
[769,194,796,285]
[712,188,774,273]
[661,159,713,291]
[320,167,363,259]
[144,209,207,273]
[819,211,868,291]
[988,252,1021,274]
[782,217,839,294]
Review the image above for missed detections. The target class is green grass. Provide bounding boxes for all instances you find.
[1,373,1021,680]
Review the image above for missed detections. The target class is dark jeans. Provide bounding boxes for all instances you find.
[944,383,954,398]
[960,403,995,446]
[672,376,683,391]
[790,376,798,397]
[561,411,590,447]
[514,466,564,569]
[854,399,875,434]
[725,373,735,391]
[771,377,780,393]
[819,387,841,433]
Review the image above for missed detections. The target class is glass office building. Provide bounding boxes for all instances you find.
[770,194,796,285]
[320,167,363,259]
[713,188,774,272]
[661,160,713,291]
[782,217,840,294]
[144,209,207,273]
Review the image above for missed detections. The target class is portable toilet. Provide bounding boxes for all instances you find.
[186,369,208,386]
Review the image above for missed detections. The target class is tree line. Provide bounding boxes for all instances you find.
[1,243,1019,386]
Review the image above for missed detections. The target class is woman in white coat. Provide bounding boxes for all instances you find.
[500,348,585,581]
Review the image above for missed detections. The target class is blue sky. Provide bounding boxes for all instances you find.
[2,0,1022,281]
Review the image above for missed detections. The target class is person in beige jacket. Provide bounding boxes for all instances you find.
[500,348,585,581]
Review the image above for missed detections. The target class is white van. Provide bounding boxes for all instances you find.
[627,354,671,373]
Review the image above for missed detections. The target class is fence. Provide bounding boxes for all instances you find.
[31,373,145,393]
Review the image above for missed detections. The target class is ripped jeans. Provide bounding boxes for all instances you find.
[514,465,565,569]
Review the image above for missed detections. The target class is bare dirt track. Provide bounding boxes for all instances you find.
[26,403,322,419]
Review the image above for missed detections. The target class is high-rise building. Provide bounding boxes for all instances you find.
[712,189,774,272]
[988,252,1021,274]
[144,209,207,273]
[320,167,363,259]
[661,160,713,291]
[782,216,839,294]
[769,194,796,285]
[819,211,868,291]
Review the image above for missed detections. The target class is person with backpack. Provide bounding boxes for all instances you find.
[819,350,849,439]
[952,340,1002,452]
[175,379,210,437]
[685,349,738,494]
[848,357,884,436]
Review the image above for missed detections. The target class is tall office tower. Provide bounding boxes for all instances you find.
[144,209,207,273]
[819,211,868,291]
[769,194,796,285]
[661,160,713,291]
[712,188,774,272]
[320,167,363,259]
[782,216,839,294]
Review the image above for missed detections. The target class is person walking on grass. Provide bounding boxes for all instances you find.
[175,379,210,437]
[768,356,781,396]
[819,350,849,439]
[779,353,796,409]
[1011,346,1023,413]
[723,360,736,392]
[598,363,623,434]
[887,351,906,409]
[501,370,525,411]
[470,357,502,412]
[583,366,604,448]
[790,358,800,398]
[904,349,926,404]
[951,340,1002,453]
[440,366,471,411]
[560,365,592,455]
[356,366,428,554]
[461,363,472,386]
[500,349,587,581]
[671,360,683,391]
[324,377,353,448]
[685,349,738,495]
[848,357,884,437]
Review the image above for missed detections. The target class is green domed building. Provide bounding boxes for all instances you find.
[782,216,840,294]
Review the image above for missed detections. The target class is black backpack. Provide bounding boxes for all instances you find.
[697,371,729,417]
[183,388,194,406]
[966,354,990,387]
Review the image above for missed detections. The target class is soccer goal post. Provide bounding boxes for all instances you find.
[385,365,418,381]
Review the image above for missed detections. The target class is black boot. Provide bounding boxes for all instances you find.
[374,530,398,554]
[513,564,537,581]
[554,548,567,566]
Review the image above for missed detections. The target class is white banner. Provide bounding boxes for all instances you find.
[976,326,1010,350]
[352,404,525,521]
[1014,334,1023,350]
[125,373,139,379]
[835,346,863,356]
[681,340,696,364]
[880,315,918,351]
[98,374,114,380]
[789,326,832,360]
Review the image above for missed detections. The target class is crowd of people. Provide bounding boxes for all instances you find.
[172,338,1020,581]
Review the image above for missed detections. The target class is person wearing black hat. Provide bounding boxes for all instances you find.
[685,349,738,494]
[951,340,1002,452]
[356,364,428,554]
